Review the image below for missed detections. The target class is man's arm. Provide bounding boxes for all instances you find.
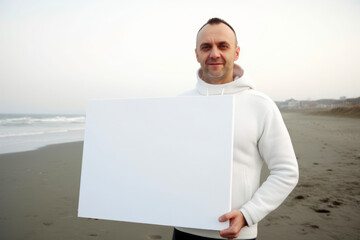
[218,101,299,237]
[240,103,299,226]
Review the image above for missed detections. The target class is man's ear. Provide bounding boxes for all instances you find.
[234,46,240,61]
[195,48,200,63]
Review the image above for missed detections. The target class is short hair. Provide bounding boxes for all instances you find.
[197,18,238,45]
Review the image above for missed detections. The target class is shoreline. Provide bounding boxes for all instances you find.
[1,112,359,239]
[0,113,85,155]
[0,107,357,156]
[0,140,84,156]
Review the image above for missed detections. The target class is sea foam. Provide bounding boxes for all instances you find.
[0,114,85,154]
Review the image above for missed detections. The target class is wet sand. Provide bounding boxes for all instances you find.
[258,112,360,240]
[0,112,359,239]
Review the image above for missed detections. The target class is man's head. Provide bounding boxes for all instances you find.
[195,18,240,84]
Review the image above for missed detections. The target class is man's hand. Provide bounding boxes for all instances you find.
[218,210,246,239]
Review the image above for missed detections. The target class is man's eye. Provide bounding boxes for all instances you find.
[201,45,210,50]
[220,44,228,49]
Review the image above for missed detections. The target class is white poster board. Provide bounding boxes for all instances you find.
[78,96,234,230]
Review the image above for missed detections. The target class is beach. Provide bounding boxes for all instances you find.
[0,111,359,239]
[258,112,360,240]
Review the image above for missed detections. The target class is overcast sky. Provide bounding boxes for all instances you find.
[0,0,359,114]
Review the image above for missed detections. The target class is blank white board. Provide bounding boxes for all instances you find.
[78,96,234,230]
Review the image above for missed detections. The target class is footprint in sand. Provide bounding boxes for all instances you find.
[302,223,319,229]
[147,235,162,240]
[294,195,306,200]
[312,208,331,214]
[309,224,319,229]
[296,224,319,236]
[328,200,343,208]
[320,198,329,203]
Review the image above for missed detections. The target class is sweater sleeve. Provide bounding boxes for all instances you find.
[239,104,299,226]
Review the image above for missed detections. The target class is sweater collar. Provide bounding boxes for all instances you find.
[196,64,256,96]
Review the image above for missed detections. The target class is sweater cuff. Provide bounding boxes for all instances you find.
[240,207,254,226]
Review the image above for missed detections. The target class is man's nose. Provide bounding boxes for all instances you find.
[209,47,221,58]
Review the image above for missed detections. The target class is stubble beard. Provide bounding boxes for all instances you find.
[201,64,228,84]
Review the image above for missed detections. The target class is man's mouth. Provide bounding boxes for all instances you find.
[207,62,224,66]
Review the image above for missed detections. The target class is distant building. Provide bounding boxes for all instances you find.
[300,101,318,108]
[276,99,300,110]
[286,99,300,109]
[275,101,288,110]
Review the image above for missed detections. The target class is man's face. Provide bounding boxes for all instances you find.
[195,23,240,84]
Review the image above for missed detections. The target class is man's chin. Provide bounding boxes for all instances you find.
[203,68,222,77]
[202,73,226,84]
[208,72,224,79]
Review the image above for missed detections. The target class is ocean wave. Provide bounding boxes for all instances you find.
[0,116,85,126]
[0,128,84,138]
[0,131,46,138]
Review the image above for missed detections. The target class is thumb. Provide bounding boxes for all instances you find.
[218,212,233,222]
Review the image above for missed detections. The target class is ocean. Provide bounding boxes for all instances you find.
[0,113,85,154]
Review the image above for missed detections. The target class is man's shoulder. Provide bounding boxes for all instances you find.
[240,89,278,110]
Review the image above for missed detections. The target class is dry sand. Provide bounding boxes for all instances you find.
[0,111,359,239]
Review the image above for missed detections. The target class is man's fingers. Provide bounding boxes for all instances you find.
[218,214,229,222]
[219,210,245,239]
[220,218,241,233]
[219,211,236,222]
[219,217,241,238]
[220,227,239,239]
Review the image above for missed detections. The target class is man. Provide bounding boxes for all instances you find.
[173,18,299,240]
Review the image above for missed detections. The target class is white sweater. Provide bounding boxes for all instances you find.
[177,65,299,239]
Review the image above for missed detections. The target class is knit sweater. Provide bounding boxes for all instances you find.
[176,64,299,239]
